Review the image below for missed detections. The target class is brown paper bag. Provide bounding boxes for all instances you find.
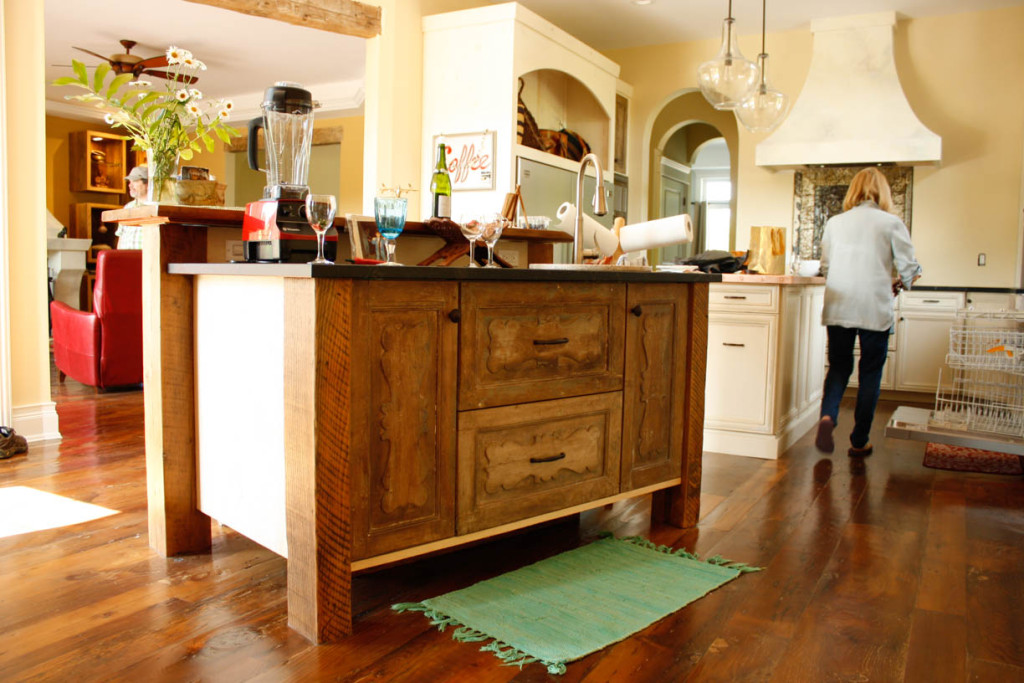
[747,226,787,275]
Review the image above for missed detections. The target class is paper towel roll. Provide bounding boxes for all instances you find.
[555,203,619,257]
[618,213,693,252]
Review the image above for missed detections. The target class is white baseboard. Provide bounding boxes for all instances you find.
[12,402,61,443]
[704,403,820,460]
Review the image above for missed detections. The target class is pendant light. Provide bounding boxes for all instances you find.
[736,0,790,132]
[697,0,759,110]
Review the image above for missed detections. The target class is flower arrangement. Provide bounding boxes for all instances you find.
[54,46,240,202]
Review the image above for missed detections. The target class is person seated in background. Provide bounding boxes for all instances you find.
[117,165,148,249]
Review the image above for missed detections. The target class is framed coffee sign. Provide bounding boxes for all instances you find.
[434,131,494,191]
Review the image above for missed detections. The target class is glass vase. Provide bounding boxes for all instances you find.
[146,148,180,205]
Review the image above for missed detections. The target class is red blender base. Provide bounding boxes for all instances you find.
[242,198,337,263]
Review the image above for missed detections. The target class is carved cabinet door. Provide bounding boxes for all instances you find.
[350,280,459,559]
[621,283,689,490]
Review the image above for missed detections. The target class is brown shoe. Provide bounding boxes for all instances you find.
[0,426,28,460]
[815,417,835,453]
[848,443,874,457]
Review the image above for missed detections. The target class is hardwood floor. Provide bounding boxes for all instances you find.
[2,371,1022,682]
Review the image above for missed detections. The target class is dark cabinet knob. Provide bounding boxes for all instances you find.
[448,309,461,323]
[630,305,643,317]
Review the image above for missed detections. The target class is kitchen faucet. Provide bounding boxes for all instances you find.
[573,153,608,264]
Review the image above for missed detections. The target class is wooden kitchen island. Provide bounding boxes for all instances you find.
[107,204,719,644]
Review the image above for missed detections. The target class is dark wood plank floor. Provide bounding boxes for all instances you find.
[2,370,1022,682]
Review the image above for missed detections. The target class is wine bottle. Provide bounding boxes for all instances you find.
[430,142,452,219]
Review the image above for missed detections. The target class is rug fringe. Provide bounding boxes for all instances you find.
[617,535,762,572]
[393,603,567,674]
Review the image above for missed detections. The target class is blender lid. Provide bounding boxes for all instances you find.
[262,82,314,113]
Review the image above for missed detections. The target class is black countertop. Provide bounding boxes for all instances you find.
[167,262,723,284]
[913,285,1024,294]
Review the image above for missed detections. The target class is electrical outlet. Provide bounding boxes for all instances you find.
[498,248,520,267]
[226,240,244,262]
[978,253,987,266]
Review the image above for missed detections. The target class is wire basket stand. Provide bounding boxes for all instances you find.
[929,310,1024,437]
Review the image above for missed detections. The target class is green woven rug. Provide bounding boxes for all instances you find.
[393,534,758,674]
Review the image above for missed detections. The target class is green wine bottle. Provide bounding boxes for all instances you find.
[430,142,452,219]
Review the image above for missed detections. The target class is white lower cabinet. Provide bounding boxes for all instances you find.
[704,281,826,460]
[892,291,964,394]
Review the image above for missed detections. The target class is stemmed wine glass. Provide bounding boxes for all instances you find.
[478,213,508,268]
[305,194,337,264]
[457,213,485,267]
[374,193,408,266]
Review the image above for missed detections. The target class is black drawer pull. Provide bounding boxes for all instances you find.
[630,305,643,317]
[448,309,461,323]
[723,295,747,300]
[723,342,746,347]
[923,299,941,304]
[530,452,566,464]
[533,338,569,346]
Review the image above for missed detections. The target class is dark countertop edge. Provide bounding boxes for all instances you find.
[167,263,723,284]
[913,285,1024,294]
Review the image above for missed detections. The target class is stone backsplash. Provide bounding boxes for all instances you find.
[793,165,913,259]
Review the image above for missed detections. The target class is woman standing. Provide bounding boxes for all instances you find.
[815,167,922,457]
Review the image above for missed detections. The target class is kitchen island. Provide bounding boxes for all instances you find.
[109,204,720,645]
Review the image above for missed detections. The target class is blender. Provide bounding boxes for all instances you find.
[242,82,331,262]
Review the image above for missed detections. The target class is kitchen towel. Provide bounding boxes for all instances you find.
[554,203,619,257]
[618,213,693,252]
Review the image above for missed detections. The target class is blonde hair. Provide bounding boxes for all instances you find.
[843,167,893,212]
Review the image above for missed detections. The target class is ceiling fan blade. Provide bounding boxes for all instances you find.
[136,55,169,70]
[73,46,112,63]
[140,69,198,85]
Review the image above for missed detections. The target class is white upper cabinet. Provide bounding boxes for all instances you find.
[421,2,620,218]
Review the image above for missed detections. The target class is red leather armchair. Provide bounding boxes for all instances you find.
[51,250,143,389]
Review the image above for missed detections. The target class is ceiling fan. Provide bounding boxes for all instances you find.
[71,39,197,83]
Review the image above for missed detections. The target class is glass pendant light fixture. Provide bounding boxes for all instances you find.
[736,0,790,132]
[697,0,759,110]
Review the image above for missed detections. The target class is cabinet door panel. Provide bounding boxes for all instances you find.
[621,284,687,490]
[350,281,458,559]
[705,315,775,432]
[896,313,956,392]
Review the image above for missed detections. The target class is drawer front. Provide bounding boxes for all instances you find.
[899,291,964,312]
[457,392,622,534]
[704,314,776,432]
[709,284,779,313]
[459,282,626,410]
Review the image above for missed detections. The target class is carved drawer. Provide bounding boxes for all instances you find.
[457,392,622,534]
[459,282,626,410]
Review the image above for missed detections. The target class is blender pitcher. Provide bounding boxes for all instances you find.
[247,82,317,199]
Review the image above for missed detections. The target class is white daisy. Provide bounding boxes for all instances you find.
[182,57,197,68]
[195,60,207,71]
[217,109,230,120]
[189,88,202,100]
[222,100,234,111]
[175,89,190,102]
[104,113,115,124]
[187,102,202,117]
[166,46,184,64]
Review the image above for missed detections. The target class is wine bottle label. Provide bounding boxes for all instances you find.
[435,195,451,219]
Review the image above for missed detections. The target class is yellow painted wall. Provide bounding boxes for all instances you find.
[608,5,1024,287]
[5,0,51,412]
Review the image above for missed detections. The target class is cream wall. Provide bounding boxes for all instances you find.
[609,5,1024,287]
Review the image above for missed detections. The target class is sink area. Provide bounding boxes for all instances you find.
[529,263,653,272]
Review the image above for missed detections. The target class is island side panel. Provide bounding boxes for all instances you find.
[284,278,355,643]
[144,221,212,556]
[653,281,708,528]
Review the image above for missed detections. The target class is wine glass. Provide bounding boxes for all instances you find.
[477,213,508,268]
[374,194,408,266]
[305,194,337,264]
[457,214,485,267]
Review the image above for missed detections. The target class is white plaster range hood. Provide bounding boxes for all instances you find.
[756,12,941,168]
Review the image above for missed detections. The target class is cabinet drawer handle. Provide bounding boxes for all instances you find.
[533,338,569,346]
[723,342,746,347]
[448,309,461,323]
[631,305,643,317]
[530,452,566,464]
[923,299,941,304]
[723,295,747,300]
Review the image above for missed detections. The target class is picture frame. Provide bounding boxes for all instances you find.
[434,131,495,191]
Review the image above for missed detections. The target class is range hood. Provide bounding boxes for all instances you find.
[756,12,941,168]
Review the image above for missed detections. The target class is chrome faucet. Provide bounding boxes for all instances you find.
[573,153,608,264]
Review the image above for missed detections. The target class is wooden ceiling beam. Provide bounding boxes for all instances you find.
[183,0,381,39]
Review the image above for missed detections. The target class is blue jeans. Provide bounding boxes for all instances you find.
[820,326,891,449]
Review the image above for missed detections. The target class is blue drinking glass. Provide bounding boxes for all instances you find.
[374,196,408,266]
